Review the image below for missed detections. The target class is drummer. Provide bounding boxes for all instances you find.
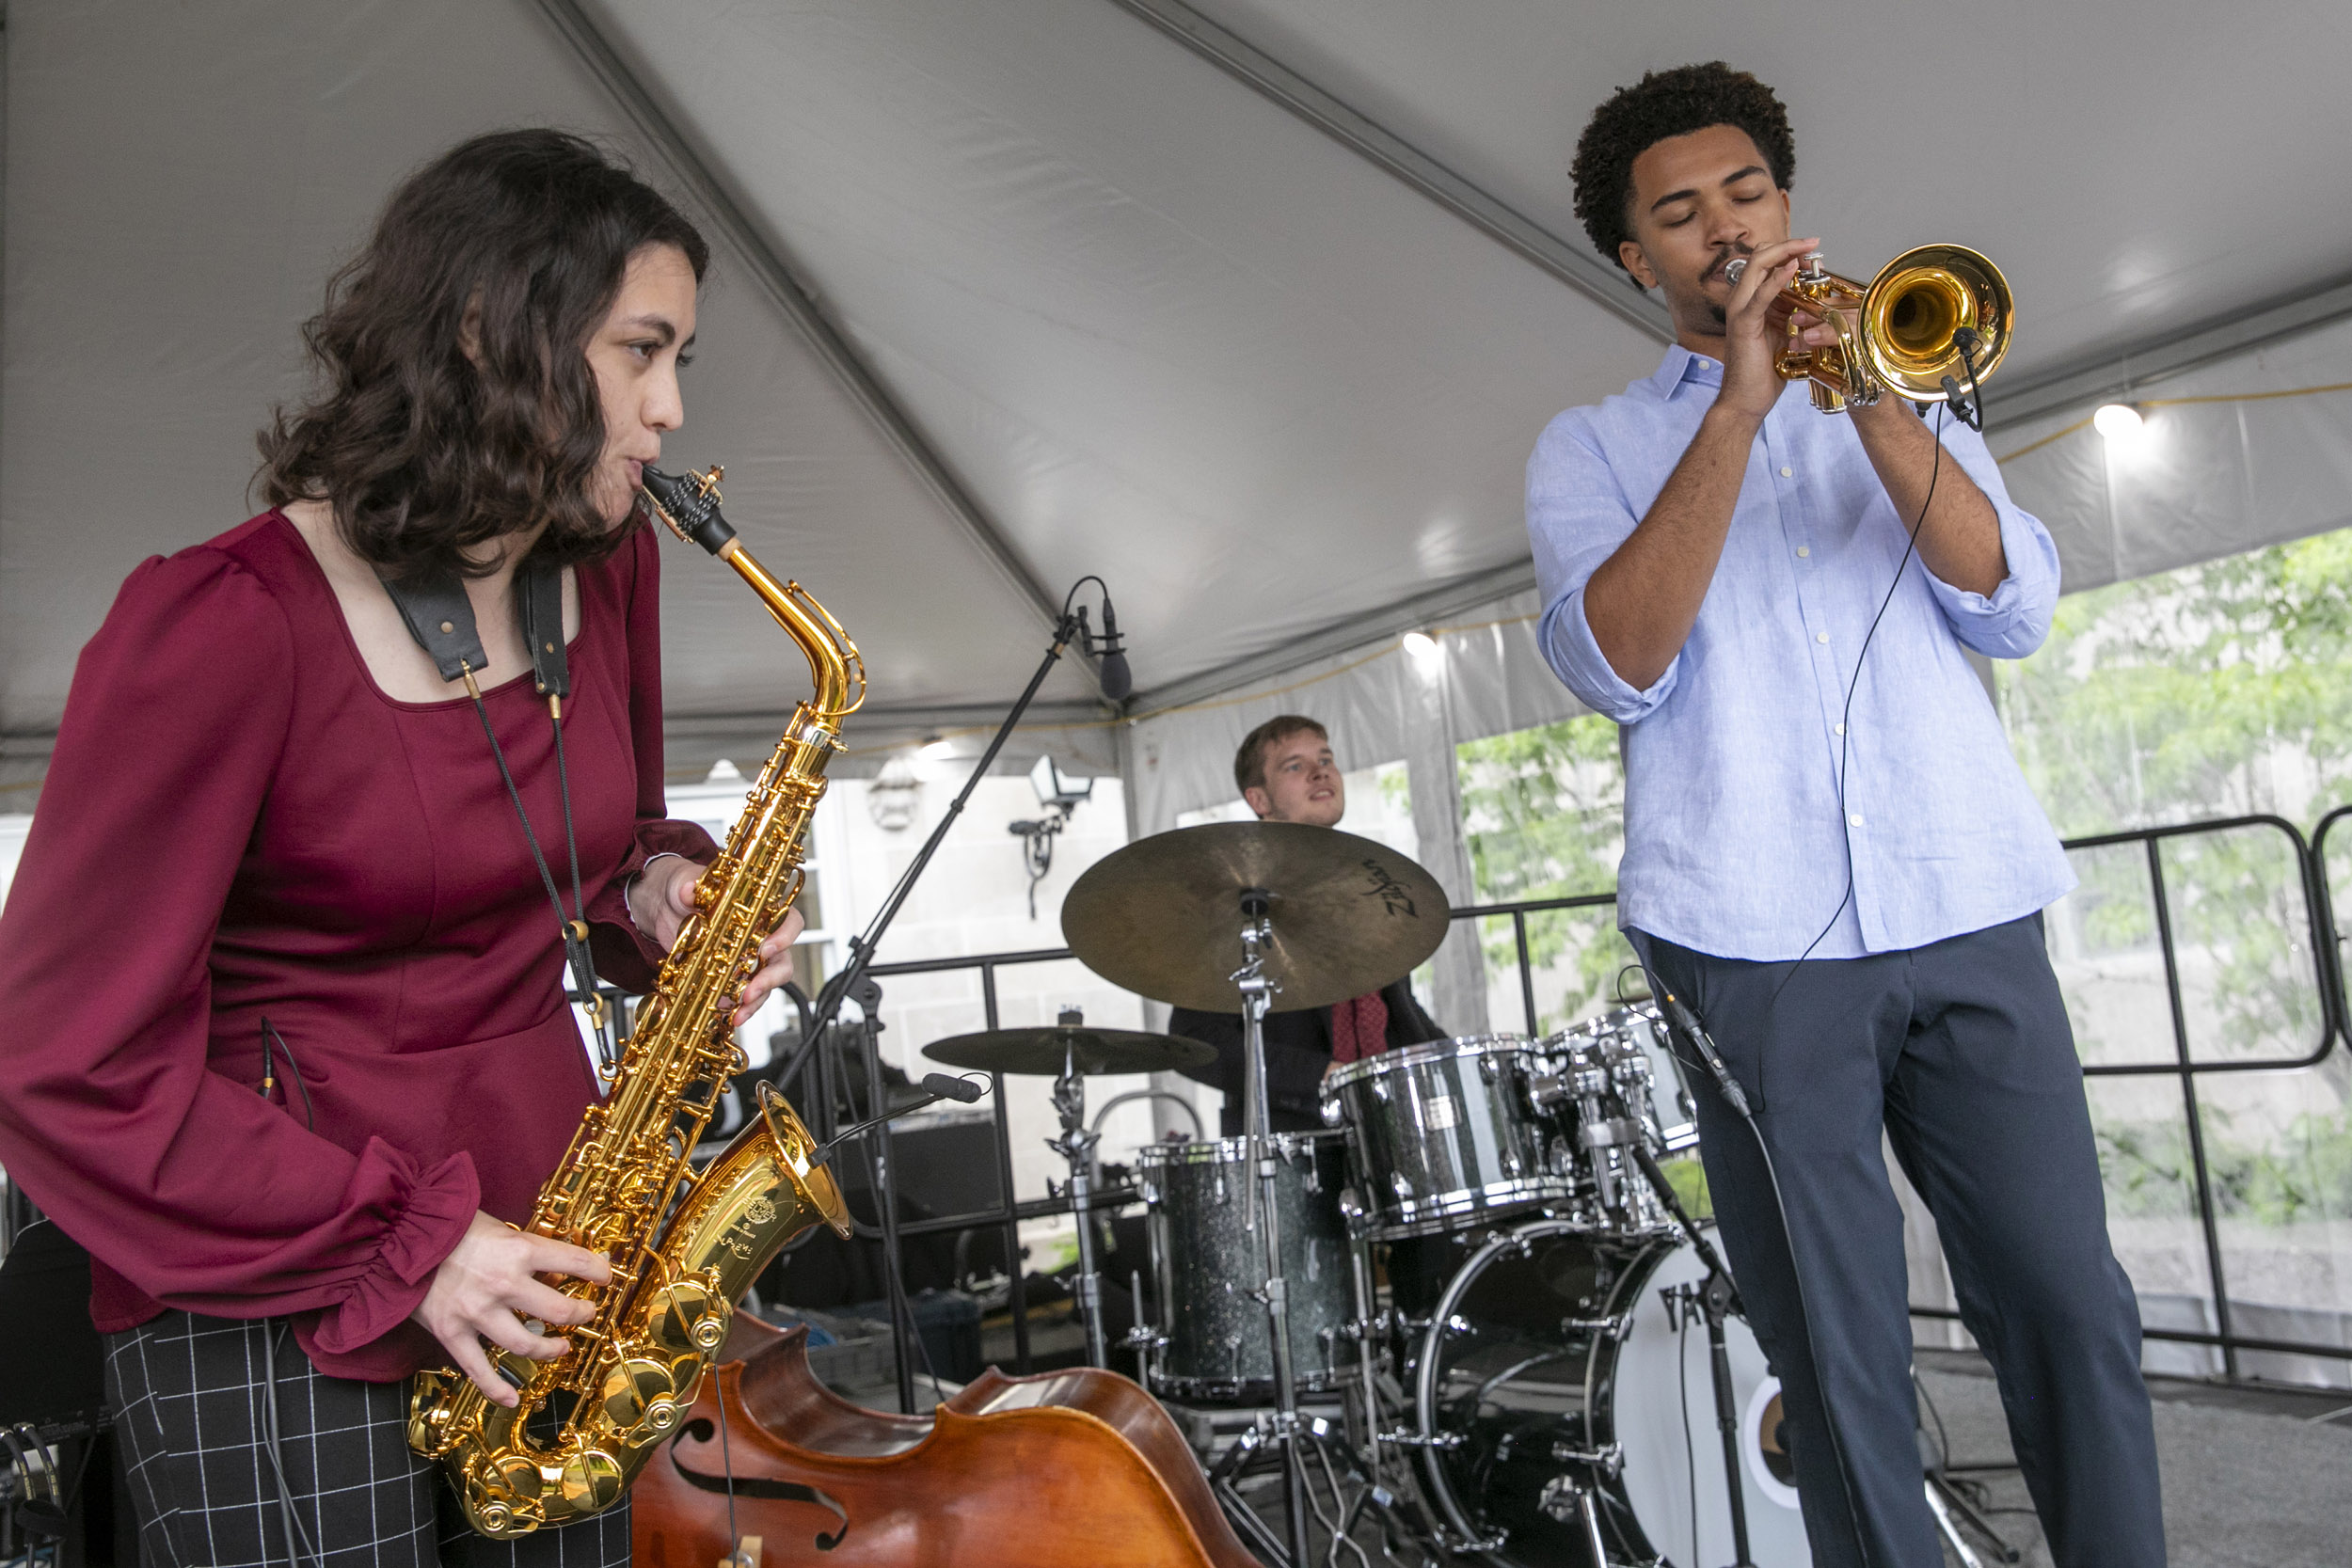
[1168,715,1447,1134]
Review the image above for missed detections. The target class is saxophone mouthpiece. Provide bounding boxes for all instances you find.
[640,463,738,558]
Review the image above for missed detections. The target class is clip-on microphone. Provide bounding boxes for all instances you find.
[1941,326,1986,431]
[808,1072,987,1168]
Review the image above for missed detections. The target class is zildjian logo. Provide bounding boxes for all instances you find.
[1359,859,1416,918]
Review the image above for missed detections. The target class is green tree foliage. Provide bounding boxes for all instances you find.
[1998,526,2352,837]
[1455,713,1629,1031]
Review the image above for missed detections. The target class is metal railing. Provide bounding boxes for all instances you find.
[796,810,2350,1391]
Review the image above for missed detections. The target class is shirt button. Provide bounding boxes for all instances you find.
[1850,813,1865,828]
[1835,722,1847,736]
[1816,631,1830,644]
[1780,466,1794,477]
[1796,546,1811,558]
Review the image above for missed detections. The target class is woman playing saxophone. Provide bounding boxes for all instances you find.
[0,130,801,1566]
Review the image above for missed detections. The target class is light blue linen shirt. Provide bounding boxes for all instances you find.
[1528,344,2075,961]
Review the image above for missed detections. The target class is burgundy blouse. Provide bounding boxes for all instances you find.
[0,512,717,1380]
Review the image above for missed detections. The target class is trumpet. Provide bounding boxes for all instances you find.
[1723,244,2012,414]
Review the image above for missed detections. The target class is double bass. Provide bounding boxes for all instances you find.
[631,1315,1263,1567]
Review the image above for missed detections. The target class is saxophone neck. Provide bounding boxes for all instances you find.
[714,537,866,724]
[638,461,865,725]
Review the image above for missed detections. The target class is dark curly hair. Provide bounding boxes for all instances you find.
[257,130,709,578]
[1570,63,1794,274]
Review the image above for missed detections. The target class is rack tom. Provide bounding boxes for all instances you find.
[1319,1035,1569,1239]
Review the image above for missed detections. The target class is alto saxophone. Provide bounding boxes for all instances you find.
[409,464,859,1538]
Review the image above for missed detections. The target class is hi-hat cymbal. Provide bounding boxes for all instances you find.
[1059,822,1450,1013]
[923,1026,1216,1078]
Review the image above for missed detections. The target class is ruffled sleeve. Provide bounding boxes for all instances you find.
[0,544,480,1360]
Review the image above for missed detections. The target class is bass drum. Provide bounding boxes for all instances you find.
[1412,1221,1810,1567]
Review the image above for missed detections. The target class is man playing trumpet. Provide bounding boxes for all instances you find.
[1527,62,2164,1568]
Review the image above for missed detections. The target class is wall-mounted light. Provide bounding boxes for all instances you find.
[1402,630,1443,673]
[917,734,957,762]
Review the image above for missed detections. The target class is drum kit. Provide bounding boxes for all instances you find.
[923,822,1807,1568]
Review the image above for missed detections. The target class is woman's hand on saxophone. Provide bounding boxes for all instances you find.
[414,1211,612,1406]
[628,855,807,1025]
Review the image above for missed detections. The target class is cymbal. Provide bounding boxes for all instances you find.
[923,1026,1216,1078]
[1059,822,1451,1013]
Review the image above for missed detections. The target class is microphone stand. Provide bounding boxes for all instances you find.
[763,583,1117,1402]
[776,586,1112,1088]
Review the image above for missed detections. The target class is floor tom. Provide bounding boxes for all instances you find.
[1135,1131,1354,1403]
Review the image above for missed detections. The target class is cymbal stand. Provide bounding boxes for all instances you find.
[1234,886,1313,1568]
[1044,1022,1109,1369]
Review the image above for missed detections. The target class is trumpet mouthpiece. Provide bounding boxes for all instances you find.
[1722,257,1747,285]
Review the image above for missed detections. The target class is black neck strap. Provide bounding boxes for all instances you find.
[376,560,567,696]
[376,557,612,1071]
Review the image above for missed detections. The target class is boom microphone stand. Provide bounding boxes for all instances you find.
[765,578,1123,1402]
[780,580,1123,1086]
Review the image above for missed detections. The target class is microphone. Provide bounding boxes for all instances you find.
[808,1072,990,1166]
[921,1071,985,1103]
[1093,594,1132,701]
[1657,990,1754,1118]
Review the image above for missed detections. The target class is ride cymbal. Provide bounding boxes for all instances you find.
[1059,822,1450,1013]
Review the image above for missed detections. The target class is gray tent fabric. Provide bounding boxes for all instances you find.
[2,0,2348,798]
[1994,317,2352,594]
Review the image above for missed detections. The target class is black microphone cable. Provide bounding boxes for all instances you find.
[1765,399,1949,1019]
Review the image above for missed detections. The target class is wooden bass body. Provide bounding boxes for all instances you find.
[631,1317,1262,1568]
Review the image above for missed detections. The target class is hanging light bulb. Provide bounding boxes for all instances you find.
[2092,404,2145,442]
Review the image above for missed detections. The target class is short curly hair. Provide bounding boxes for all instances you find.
[1570,62,1794,273]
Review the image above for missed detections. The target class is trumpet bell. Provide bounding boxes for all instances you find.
[1861,244,2012,400]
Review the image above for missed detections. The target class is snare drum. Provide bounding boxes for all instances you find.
[1319,1036,1570,1240]
[1135,1132,1354,1403]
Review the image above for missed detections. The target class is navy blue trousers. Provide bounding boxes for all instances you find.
[1633,914,2164,1568]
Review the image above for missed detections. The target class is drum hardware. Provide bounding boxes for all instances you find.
[1048,1021,1111,1369]
[922,1015,1216,1373]
[1560,1313,1633,1342]
[1534,1475,1615,1566]
[1375,1427,1463,1450]
[1549,1441,1626,1475]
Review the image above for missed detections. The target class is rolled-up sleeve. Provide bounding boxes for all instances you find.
[1921,419,2061,658]
[1527,412,1677,721]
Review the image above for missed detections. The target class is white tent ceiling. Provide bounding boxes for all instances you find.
[4,0,2348,790]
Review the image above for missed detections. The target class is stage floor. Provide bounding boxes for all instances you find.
[1915,1347,2352,1567]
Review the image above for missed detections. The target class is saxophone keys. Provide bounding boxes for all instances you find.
[596,1354,681,1435]
[555,1444,627,1515]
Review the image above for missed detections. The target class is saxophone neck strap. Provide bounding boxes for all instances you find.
[376,554,612,1070]
[376,558,568,697]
